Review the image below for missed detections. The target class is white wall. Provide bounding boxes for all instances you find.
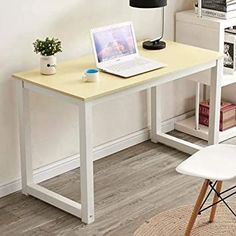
[0,0,192,191]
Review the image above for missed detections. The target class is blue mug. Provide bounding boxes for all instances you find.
[82,68,100,82]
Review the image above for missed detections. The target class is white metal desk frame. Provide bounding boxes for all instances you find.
[16,58,222,224]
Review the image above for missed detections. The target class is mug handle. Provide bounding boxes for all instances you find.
[82,73,87,82]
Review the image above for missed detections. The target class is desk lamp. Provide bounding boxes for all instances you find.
[130,0,167,50]
[197,0,202,17]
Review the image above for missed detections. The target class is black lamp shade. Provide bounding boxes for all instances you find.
[130,0,167,8]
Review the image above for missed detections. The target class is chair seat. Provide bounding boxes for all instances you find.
[176,144,236,181]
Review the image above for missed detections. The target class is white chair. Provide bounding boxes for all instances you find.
[176,144,236,236]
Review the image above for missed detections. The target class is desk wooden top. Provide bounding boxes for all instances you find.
[13,41,222,101]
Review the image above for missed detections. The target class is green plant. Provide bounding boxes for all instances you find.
[33,37,62,56]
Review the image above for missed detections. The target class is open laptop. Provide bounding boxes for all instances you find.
[90,22,166,78]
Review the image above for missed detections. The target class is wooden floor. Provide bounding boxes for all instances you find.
[1,131,236,236]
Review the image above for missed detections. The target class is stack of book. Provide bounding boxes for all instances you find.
[195,0,236,19]
[199,100,236,131]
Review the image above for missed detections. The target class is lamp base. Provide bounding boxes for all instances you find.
[143,40,166,50]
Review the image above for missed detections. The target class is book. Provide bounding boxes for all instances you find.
[195,1,236,13]
[198,0,236,5]
[199,100,232,117]
[195,6,236,19]
[199,100,236,131]
[202,4,236,12]
[199,115,236,131]
[202,0,236,7]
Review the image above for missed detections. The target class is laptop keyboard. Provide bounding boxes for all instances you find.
[106,58,153,72]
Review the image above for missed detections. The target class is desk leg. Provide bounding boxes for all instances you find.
[79,101,95,224]
[151,86,162,143]
[208,59,222,145]
[16,80,33,194]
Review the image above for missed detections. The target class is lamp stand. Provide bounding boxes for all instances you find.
[198,0,202,17]
[143,7,166,50]
[143,40,166,50]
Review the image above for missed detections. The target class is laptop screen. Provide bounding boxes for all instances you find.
[92,24,137,63]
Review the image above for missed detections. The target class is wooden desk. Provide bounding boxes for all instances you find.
[13,41,223,224]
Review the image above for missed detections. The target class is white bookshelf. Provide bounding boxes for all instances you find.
[176,10,236,142]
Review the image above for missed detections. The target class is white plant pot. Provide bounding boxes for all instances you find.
[40,55,56,75]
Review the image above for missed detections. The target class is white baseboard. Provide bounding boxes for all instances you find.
[0,128,150,198]
[161,110,194,133]
[0,110,194,198]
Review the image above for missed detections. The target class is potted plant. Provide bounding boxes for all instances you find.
[33,37,62,75]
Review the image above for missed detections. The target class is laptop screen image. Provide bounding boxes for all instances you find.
[92,24,137,63]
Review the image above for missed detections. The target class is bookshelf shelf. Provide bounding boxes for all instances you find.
[189,72,236,87]
[176,10,236,143]
[222,73,236,86]
[175,116,236,143]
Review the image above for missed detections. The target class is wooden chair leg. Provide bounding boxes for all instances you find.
[185,179,210,236]
[209,181,223,223]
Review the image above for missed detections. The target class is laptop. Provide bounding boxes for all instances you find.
[90,22,166,78]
